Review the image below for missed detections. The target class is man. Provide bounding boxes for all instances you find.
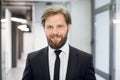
[22,6,96,80]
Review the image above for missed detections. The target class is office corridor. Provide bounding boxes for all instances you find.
[6,53,27,80]
[1,0,120,80]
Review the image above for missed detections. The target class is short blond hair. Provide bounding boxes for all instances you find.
[41,6,71,27]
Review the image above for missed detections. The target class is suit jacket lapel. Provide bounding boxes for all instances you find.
[40,47,50,80]
[66,46,78,80]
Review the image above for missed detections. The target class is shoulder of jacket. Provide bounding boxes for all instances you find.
[28,46,48,58]
[69,45,92,57]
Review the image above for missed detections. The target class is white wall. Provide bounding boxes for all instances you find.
[1,22,6,80]
[69,0,92,53]
[23,33,34,56]
[32,3,48,51]
[2,8,12,73]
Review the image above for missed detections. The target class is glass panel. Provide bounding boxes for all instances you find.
[95,0,110,9]
[116,0,120,19]
[95,10,110,74]
[95,74,106,80]
[114,0,120,80]
[114,25,120,80]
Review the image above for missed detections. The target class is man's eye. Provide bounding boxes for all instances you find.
[47,26,53,29]
[58,25,64,28]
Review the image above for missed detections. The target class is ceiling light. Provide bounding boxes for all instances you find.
[18,25,29,32]
[1,19,7,23]
[11,17,27,23]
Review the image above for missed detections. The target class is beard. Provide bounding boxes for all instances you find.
[47,31,68,49]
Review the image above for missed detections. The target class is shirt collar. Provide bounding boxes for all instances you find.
[49,41,69,54]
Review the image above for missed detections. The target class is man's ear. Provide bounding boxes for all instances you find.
[68,24,71,31]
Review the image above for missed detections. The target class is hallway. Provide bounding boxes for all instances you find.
[1,0,120,80]
[6,53,27,80]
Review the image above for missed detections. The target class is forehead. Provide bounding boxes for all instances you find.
[47,13,65,19]
[45,13,66,23]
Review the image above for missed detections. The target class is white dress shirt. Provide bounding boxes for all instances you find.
[48,42,69,80]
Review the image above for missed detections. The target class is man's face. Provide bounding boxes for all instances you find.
[44,13,70,49]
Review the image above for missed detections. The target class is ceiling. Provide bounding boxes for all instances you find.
[2,0,70,32]
[3,1,33,20]
[3,0,70,20]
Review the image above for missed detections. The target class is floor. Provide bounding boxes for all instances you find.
[5,53,27,80]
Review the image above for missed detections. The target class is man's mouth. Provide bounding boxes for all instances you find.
[51,36,61,42]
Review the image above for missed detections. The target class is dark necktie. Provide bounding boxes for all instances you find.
[54,50,62,80]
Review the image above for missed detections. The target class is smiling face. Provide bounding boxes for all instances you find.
[44,13,70,49]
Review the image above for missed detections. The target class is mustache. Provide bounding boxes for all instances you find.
[50,34,61,38]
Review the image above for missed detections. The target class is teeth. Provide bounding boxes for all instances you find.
[53,36,59,38]
[52,37,60,40]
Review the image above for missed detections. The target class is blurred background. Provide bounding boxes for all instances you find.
[0,0,120,80]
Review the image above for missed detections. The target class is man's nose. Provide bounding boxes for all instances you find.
[52,27,58,34]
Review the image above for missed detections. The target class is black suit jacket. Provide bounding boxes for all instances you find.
[22,46,96,80]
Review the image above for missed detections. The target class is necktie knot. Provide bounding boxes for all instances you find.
[54,50,62,57]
